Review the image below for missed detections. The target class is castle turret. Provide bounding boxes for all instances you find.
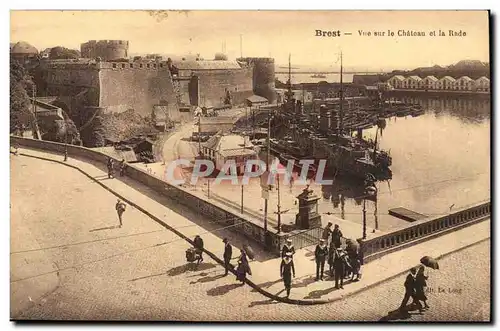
[81,40,129,61]
[238,57,276,103]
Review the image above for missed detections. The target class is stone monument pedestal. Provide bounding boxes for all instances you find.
[295,185,322,229]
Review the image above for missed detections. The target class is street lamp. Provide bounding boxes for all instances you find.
[362,175,377,239]
[64,120,68,162]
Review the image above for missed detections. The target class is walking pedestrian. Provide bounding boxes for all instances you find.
[222,238,233,276]
[193,235,204,265]
[119,158,127,177]
[399,267,423,313]
[107,158,115,179]
[322,222,333,244]
[236,249,251,285]
[315,239,328,281]
[281,238,295,258]
[332,224,343,248]
[280,252,295,298]
[334,248,346,289]
[115,199,126,228]
[415,266,430,309]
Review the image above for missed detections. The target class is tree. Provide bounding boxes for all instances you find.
[42,118,80,144]
[10,60,33,133]
[49,47,80,60]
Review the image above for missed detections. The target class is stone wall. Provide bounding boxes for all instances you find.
[43,63,101,101]
[360,201,491,263]
[11,136,287,256]
[195,69,254,107]
[99,65,179,119]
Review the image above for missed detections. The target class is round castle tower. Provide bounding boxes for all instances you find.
[81,40,129,61]
[238,57,276,103]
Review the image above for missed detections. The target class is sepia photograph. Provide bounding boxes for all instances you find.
[9,10,491,322]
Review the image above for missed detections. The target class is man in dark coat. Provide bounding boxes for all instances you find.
[222,238,233,276]
[119,159,127,177]
[280,252,295,298]
[399,267,423,313]
[107,158,115,179]
[115,199,126,228]
[193,235,204,264]
[315,239,328,281]
[322,222,333,244]
[281,238,295,259]
[332,224,343,248]
[334,248,346,289]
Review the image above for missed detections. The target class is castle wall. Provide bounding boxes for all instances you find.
[238,57,276,103]
[99,62,180,120]
[194,68,253,107]
[43,62,102,119]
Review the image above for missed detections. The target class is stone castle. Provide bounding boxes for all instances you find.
[36,40,276,126]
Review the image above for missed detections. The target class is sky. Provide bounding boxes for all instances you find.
[10,10,490,71]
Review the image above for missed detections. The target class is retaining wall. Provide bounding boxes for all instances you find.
[11,136,290,256]
[360,201,491,263]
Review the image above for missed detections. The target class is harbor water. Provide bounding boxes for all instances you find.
[183,94,490,234]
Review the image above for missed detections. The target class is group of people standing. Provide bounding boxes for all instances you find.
[399,266,430,313]
[315,223,362,289]
[107,157,127,179]
[192,236,252,286]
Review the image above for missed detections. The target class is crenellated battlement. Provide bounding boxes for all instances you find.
[45,59,173,72]
[81,39,129,61]
[238,57,275,64]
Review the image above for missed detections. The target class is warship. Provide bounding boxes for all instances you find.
[269,53,393,180]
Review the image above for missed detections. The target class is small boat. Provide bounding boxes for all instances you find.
[411,108,425,117]
[311,74,327,78]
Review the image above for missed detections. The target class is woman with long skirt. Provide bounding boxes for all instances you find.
[236,249,251,285]
[415,265,430,309]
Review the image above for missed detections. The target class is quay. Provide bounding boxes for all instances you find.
[388,207,428,223]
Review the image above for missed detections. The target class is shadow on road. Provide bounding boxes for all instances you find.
[190,273,226,284]
[167,262,217,277]
[129,272,169,282]
[251,278,282,292]
[379,309,413,321]
[379,304,425,321]
[206,283,243,296]
[292,275,317,288]
[89,225,119,232]
[303,285,338,299]
[248,295,283,308]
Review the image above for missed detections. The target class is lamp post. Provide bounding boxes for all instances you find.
[64,122,68,162]
[363,175,377,239]
[241,183,244,214]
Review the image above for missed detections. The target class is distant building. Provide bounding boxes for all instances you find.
[437,76,456,90]
[455,76,474,91]
[475,76,490,92]
[245,95,268,107]
[402,76,422,89]
[202,133,257,174]
[10,41,38,64]
[387,75,405,89]
[419,76,439,90]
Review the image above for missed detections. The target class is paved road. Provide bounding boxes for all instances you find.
[10,155,491,321]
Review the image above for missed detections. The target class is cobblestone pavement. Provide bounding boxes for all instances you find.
[11,155,491,321]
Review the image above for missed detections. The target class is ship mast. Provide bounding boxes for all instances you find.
[339,51,344,136]
[286,53,293,103]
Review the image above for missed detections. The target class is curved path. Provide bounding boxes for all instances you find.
[10,154,490,321]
